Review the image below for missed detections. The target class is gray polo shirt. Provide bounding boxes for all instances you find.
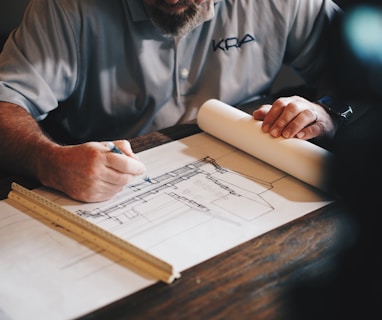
[0,0,339,142]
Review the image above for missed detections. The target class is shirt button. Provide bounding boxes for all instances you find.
[180,68,189,79]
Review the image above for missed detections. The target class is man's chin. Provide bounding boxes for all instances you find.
[154,23,191,38]
[146,1,200,38]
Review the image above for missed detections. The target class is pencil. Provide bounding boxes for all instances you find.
[106,142,152,183]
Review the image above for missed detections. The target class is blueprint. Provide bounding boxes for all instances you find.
[76,156,273,242]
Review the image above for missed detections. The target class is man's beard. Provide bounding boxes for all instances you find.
[145,1,202,38]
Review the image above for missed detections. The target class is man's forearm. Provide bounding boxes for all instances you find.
[0,102,56,177]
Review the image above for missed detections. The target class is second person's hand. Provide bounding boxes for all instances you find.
[253,95,337,140]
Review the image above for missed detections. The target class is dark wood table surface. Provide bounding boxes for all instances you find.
[0,99,346,320]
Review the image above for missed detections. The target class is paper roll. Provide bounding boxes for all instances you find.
[197,99,333,191]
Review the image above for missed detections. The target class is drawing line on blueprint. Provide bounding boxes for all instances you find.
[75,156,277,245]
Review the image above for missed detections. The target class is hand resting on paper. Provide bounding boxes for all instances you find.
[253,96,336,140]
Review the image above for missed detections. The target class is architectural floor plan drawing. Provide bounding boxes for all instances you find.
[75,155,275,247]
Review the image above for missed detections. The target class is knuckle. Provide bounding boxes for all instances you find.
[272,97,285,106]
[285,102,299,113]
[316,121,325,133]
[276,119,288,127]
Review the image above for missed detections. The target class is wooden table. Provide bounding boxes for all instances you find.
[0,100,345,320]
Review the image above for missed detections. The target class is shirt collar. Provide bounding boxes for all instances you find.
[126,0,224,22]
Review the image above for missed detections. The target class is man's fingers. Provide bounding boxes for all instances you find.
[253,104,272,120]
[252,96,335,140]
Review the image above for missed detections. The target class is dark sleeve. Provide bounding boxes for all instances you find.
[321,3,382,147]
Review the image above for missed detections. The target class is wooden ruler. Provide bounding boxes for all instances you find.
[8,182,180,284]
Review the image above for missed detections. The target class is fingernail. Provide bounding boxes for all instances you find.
[297,131,305,139]
[283,129,291,139]
[262,124,270,132]
[270,128,279,137]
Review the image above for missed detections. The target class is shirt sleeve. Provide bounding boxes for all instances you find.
[0,0,79,120]
[283,0,341,86]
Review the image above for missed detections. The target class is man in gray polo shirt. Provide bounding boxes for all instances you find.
[0,0,341,202]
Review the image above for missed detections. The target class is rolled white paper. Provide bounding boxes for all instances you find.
[197,99,333,191]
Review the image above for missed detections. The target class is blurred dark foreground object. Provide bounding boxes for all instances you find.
[283,3,382,319]
[332,3,382,101]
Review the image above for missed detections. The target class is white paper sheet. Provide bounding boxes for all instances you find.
[197,99,333,191]
[0,102,333,320]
